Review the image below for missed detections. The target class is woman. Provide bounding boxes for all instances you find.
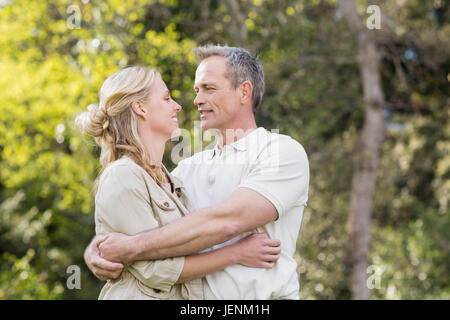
[75,66,280,299]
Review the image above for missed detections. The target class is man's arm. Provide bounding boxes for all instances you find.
[99,187,278,264]
[99,135,309,266]
[176,233,281,283]
[84,235,124,280]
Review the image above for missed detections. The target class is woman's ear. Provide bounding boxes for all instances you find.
[239,80,253,106]
[131,102,147,119]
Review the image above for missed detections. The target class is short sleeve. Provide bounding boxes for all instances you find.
[238,136,309,219]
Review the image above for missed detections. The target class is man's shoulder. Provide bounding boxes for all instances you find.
[258,127,308,160]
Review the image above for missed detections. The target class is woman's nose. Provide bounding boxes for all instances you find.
[175,101,182,112]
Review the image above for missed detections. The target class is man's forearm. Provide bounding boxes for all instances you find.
[125,187,278,263]
[131,203,239,261]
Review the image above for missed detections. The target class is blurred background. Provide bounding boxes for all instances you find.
[0,0,448,300]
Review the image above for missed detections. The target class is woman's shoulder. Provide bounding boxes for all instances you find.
[109,156,145,172]
[98,157,146,189]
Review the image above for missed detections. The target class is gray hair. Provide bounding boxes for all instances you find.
[193,45,265,113]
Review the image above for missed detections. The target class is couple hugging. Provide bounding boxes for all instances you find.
[76,44,309,300]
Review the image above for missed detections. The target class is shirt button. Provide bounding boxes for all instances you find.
[163,201,170,207]
[208,175,215,184]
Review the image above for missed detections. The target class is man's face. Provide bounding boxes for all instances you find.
[193,56,241,131]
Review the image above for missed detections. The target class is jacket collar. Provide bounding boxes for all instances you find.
[162,165,184,190]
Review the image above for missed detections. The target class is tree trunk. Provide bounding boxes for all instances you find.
[340,0,386,300]
[224,0,248,46]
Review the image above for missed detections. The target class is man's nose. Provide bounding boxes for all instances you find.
[193,92,204,106]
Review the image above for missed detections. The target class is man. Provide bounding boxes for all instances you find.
[84,45,309,299]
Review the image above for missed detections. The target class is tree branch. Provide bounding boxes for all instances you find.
[223,0,248,46]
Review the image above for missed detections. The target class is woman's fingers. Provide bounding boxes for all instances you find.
[257,236,281,265]
[263,254,280,262]
[261,252,280,268]
[262,261,275,269]
[265,238,281,247]
[249,233,281,247]
[263,245,281,255]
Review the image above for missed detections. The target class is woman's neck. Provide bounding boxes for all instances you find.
[138,129,166,167]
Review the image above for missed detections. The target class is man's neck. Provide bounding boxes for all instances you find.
[218,119,258,148]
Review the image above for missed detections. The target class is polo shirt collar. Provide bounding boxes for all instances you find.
[209,127,264,159]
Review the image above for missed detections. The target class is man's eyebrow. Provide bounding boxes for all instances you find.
[194,82,216,90]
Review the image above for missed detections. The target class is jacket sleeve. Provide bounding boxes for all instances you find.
[95,163,184,292]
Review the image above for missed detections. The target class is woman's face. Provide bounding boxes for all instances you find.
[142,75,182,139]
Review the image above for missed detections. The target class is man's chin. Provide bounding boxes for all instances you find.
[201,120,213,131]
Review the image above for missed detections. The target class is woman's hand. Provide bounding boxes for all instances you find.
[231,233,281,269]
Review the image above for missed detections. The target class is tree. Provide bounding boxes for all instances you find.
[0,0,448,300]
[340,0,385,300]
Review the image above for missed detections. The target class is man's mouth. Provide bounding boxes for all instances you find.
[199,110,213,119]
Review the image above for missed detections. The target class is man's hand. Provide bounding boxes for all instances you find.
[98,232,135,265]
[84,235,124,281]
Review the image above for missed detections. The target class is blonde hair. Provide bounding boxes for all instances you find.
[75,66,166,194]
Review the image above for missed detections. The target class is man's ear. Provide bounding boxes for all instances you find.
[131,102,147,119]
[239,80,253,106]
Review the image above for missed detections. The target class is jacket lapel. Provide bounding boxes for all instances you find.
[161,166,191,216]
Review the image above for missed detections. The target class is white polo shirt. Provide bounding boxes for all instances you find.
[171,127,309,299]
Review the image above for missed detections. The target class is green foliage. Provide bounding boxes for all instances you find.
[0,191,64,299]
[0,250,64,300]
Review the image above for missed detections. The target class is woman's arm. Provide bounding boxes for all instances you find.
[94,164,185,291]
[176,233,281,284]
[91,163,282,289]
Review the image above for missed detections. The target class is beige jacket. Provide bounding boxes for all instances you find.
[94,156,203,300]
